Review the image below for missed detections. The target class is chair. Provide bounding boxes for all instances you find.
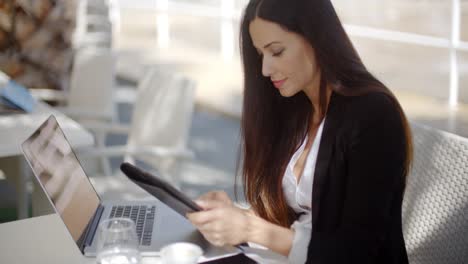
[64,47,117,123]
[78,68,196,186]
[30,47,117,123]
[402,123,468,264]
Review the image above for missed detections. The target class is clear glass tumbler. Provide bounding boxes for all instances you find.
[96,217,142,264]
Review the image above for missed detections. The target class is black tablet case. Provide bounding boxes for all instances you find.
[120,162,202,217]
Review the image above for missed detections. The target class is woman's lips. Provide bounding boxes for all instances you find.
[272,78,287,89]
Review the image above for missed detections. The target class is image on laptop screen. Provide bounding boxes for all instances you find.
[21,116,100,244]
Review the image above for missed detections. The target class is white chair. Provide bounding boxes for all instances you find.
[64,47,117,123]
[30,47,117,123]
[79,68,196,186]
[402,123,468,264]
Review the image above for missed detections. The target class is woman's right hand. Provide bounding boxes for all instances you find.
[188,191,294,255]
[187,196,251,247]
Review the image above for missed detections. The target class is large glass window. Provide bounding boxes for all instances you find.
[116,0,468,105]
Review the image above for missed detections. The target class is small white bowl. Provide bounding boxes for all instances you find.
[160,242,203,264]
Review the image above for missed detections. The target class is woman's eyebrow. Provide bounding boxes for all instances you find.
[253,41,281,54]
[263,41,281,49]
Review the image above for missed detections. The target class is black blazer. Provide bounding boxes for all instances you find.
[306,91,409,264]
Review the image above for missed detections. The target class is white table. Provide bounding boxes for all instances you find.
[0,214,163,264]
[0,214,287,264]
[0,103,94,219]
[0,214,92,264]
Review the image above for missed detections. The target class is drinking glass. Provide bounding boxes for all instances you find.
[96,218,142,264]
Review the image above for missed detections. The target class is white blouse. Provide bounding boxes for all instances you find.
[282,118,325,264]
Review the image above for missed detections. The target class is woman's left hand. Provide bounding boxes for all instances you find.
[186,200,251,247]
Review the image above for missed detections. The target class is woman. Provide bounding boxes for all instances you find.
[187,0,412,263]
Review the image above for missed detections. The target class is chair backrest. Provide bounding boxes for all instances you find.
[127,68,196,163]
[403,123,468,264]
[68,47,116,122]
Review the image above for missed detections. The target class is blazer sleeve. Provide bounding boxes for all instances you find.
[306,94,407,263]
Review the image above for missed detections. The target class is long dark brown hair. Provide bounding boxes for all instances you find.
[237,0,413,227]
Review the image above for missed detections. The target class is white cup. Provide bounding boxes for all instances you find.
[160,242,203,264]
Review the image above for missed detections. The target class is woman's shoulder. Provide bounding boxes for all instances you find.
[340,91,401,120]
[333,91,404,133]
[344,91,397,111]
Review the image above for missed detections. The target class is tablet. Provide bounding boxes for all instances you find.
[120,162,202,217]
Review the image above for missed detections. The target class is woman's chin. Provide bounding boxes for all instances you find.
[278,88,297,98]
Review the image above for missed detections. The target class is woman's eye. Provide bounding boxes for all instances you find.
[272,49,284,57]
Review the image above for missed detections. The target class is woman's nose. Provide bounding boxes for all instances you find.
[262,57,273,77]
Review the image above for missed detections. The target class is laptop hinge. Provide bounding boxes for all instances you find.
[78,204,105,253]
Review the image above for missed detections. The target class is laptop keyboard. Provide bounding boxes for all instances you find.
[109,205,156,246]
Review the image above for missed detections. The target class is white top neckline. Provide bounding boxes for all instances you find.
[249,118,326,263]
[282,117,326,214]
[281,117,325,263]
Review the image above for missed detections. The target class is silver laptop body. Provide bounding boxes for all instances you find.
[21,115,239,258]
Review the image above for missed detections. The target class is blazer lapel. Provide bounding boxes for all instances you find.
[312,91,344,228]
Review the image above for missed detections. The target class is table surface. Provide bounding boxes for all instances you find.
[0,214,165,264]
[0,214,288,264]
[0,102,94,158]
[0,214,90,264]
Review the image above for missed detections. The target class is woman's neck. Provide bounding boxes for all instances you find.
[308,84,332,125]
[304,74,332,110]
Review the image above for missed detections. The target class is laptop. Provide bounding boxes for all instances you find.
[21,115,241,259]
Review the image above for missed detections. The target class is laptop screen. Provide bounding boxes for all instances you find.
[21,115,100,244]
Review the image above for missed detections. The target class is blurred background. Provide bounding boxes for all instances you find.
[0,0,467,222]
[116,0,468,129]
